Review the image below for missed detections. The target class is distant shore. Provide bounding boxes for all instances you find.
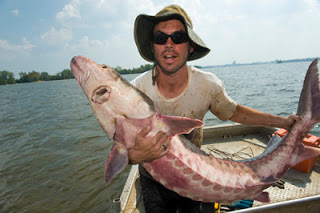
[0,57,318,85]
[195,57,318,69]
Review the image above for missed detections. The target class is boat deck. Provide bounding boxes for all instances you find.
[117,124,320,213]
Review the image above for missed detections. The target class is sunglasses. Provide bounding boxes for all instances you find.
[152,31,189,45]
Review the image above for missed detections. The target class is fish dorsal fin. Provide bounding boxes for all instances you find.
[151,112,204,137]
[265,134,283,153]
[238,135,283,163]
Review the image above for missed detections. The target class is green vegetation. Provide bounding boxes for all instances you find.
[0,71,16,85]
[0,69,75,85]
[0,64,154,85]
[115,64,154,74]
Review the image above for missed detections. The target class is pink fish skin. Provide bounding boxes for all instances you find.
[71,56,320,203]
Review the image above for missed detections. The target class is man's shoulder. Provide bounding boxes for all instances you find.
[131,70,152,87]
[189,66,223,85]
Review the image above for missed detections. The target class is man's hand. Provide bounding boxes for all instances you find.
[283,113,301,131]
[128,127,171,164]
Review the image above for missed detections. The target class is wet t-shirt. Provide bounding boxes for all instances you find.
[131,66,237,148]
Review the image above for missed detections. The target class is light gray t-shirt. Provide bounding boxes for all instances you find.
[131,66,237,147]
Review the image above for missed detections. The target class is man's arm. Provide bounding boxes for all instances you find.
[230,104,299,130]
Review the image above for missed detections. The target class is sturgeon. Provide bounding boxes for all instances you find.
[70,56,320,203]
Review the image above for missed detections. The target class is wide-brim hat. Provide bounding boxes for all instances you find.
[134,4,210,62]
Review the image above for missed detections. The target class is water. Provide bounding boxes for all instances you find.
[0,61,319,212]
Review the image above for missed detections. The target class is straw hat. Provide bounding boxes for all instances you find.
[134,4,210,62]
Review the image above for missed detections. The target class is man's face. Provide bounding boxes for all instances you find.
[152,19,194,75]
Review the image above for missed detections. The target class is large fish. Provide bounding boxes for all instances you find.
[70,56,320,203]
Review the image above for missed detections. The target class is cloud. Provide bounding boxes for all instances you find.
[0,38,35,69]
[10,0,318,75]
[65,33,143,68]
[51,0,319,67]
[56,0,81,20]
[41,27,73,45]
[169,0,320,65]
[0,38,35,52]
[54,0,158,30]
[11,9,19,16]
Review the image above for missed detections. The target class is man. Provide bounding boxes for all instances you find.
[128,4,297,213]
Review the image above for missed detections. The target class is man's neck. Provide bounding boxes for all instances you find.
[156,65,189,99]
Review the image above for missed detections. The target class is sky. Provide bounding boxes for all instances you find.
[0,0,320,77]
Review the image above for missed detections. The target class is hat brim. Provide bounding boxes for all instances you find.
[134,13,210,62]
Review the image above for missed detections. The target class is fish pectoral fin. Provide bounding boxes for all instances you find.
[261,175,278,184]
[254,191,270,203]
[291,145,320,167]
[104,141,128,184]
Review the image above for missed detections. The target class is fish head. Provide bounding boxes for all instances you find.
[70,55,155,139]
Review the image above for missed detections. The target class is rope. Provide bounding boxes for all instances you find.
[207,145,255,161]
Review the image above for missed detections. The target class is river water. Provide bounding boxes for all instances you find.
[0,61,319,212]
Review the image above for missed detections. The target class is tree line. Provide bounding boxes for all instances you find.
[0,69,74,85]
[0,64,154,85]
[114,64,154,74]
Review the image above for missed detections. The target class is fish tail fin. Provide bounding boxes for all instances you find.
[291,59,320,166]
[297,58,320,124]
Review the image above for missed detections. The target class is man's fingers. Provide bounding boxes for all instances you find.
[157,133,171,154]
[161,144,167,152]
[138,126,151,137]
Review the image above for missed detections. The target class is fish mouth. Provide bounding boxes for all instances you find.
[70,56,91,86]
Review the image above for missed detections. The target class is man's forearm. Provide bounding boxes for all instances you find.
[230,104,291,129]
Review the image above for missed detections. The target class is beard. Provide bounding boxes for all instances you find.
[156,59,186,76]
[154,48,191,76]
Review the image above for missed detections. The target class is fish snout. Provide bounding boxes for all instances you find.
[70,56,83,76]
[70,56,77,65]
[70,56,92,85]
[70,56,82,68]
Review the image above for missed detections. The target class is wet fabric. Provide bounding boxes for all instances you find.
[131,66,237,147]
